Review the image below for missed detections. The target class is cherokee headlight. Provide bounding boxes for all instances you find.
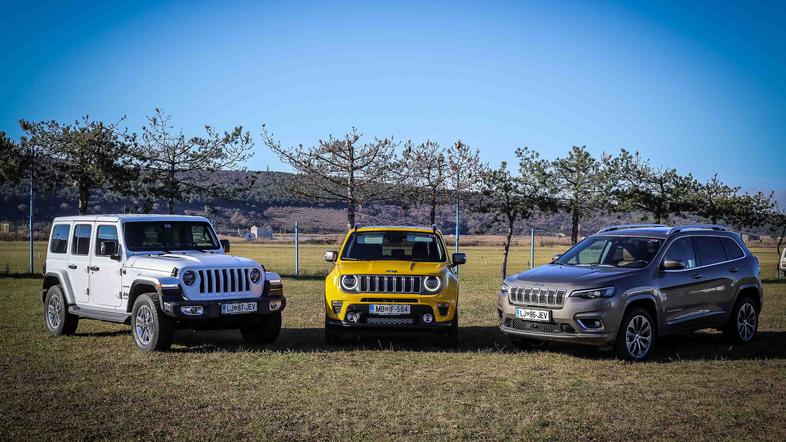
[570,287,615,300]
[182,270,196,286]
[500,281,509,295]
[250,268,262,284]
[423,276,442,293]
[340,274,358,291]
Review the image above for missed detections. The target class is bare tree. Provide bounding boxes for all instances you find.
[261,126,399,229]
[605,149,696,223]
[20,116,137,214]
[552,146,612,244]
[400,140,448,225]
[136,109,254,214]
[446,140,483,242]
[477,147,555,278]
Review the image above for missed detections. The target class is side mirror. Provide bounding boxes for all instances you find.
[220,239,230,253]
[452,253,467,265]
[661,260,685,270]
[325,251,338,262]
[552,253,562,262]
[99,240,118,257]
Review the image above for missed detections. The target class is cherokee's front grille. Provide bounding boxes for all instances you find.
[505,318,564,334]
[509,287,566,307]
[359,275,423,294]
[197,268,252,294]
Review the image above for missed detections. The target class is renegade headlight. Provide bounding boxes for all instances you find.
[423,276,442,293]
[182,270,196,286]
[340,274,358,291]
[570,287,615,300]
[250,268,262,284]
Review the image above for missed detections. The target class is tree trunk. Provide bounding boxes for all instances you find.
[168,196,175,215]
[168,165,176,214]
[78,182,89,215]
[501,218,514,279]
[571,205,580,245]
[429,193,437,226]
[777,224,785,279]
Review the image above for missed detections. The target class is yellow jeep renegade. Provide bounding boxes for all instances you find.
[324,226,466,346]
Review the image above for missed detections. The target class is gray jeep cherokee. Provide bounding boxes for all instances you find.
[498,224,763,361]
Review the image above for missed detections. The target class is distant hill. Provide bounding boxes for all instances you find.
[0,170,772,237]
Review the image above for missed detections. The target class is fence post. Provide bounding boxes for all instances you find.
[29,163,34,274]
[294,222,299,276]
[530,228,535,269]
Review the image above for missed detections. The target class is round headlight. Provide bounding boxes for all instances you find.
[340,274,358,291]
[182,270,196,286]
[250,268,262,283]
[423,276,442,292]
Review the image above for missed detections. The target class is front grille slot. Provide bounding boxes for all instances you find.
[359,275,423,294]
[505,318,565,334]
[509,287,566,307]
[197,268,251,294]
[366,317,415,326]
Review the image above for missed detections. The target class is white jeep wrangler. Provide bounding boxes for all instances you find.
[42,214,286,351]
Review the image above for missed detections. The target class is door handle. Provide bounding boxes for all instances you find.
[68,264,77,270]
[729,267,739,273]
[692,273,703,280]
[88,266,100,272]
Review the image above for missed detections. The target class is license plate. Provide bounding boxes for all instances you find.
[221,302,257,315]
[369,304,411,315]
[515,307,551,322]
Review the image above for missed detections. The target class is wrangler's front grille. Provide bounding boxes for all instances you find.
[359,275,423,294]
[509,287,566,307]
[197,268,252,294]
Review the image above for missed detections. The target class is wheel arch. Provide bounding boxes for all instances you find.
[622,294,659,336]
[42,271,75,304]
[733,283,762,311]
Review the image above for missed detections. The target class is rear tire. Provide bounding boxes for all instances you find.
[44,285,79,336]
[131,294,174,352]
[723,296,759,343]
[325,314,342,345]
[241,312,282,344]
[614,308,655,362]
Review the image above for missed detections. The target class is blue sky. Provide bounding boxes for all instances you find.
[2,0,785,204]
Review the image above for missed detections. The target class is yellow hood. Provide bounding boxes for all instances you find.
[336,260,445,275]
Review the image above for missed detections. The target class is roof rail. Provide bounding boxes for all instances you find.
[597,224,667,234]
[668,224,727,235]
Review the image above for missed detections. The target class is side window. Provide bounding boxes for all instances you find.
[49,224,70,254]
[721,238,744,260]
[663,238,697,269]
[693,237,727,267]
[95,225,119,257]
[71,224,92,256]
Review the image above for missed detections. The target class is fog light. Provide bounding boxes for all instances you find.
[578,318,603,329]
[331,301,343,314]
[437,303,449,316]
[180,306,203,316]
[422,313,434,324]
[269,300,282,311]
[346,312,359,323]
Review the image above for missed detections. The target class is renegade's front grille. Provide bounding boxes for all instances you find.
[509,287,566,307]
[197,268,252,294]
[359,275,423,294]
[366,317,415,326]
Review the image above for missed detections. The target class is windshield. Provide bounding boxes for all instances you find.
[124,221,219,252]
[555,236,664,268]
[341,231,446,262]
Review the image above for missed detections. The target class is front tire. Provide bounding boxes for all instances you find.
[325,314,341,345]
[131,294,174,352]
[724,297,759,343]
[615,308,655,362]
[44,285,79,336]
[241,312,282,344]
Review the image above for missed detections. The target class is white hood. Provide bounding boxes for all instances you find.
[127,252,259,274]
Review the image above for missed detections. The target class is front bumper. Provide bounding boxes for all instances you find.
[497,290,620,346]
[328,303,453,331]
[159,294,286,321]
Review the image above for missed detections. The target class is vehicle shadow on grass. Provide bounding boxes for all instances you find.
[168,326,786,362]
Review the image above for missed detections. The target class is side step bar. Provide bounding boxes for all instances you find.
[68,305,130,324]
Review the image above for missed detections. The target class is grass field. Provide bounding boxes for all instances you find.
[1,242,785,440]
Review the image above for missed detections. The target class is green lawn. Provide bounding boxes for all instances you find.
[0,243,785,440]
